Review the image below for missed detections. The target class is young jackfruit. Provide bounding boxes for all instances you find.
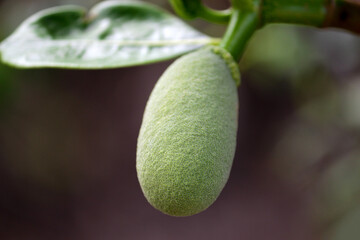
[136,46,240,216]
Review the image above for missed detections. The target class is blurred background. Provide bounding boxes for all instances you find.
[0,0,360,239]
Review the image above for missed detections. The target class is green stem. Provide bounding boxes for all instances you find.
[198,6,231,24]
[255,0,360,34]
[220,9,259,62]
[169,0,201,19]
[169,0,231,24]
[261,0,327,26]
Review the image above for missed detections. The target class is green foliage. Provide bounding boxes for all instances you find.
[136,46,239,216]
[0,1,217,69]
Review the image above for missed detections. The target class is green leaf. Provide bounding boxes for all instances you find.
[0,1,219,69]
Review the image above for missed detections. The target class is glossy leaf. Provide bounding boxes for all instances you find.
[0,1,219,69]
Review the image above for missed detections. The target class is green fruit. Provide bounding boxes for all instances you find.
[136,46,240,217]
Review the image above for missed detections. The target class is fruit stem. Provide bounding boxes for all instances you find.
[220,8,259,62]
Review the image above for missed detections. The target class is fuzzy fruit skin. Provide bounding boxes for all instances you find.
[136,46,239,217]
